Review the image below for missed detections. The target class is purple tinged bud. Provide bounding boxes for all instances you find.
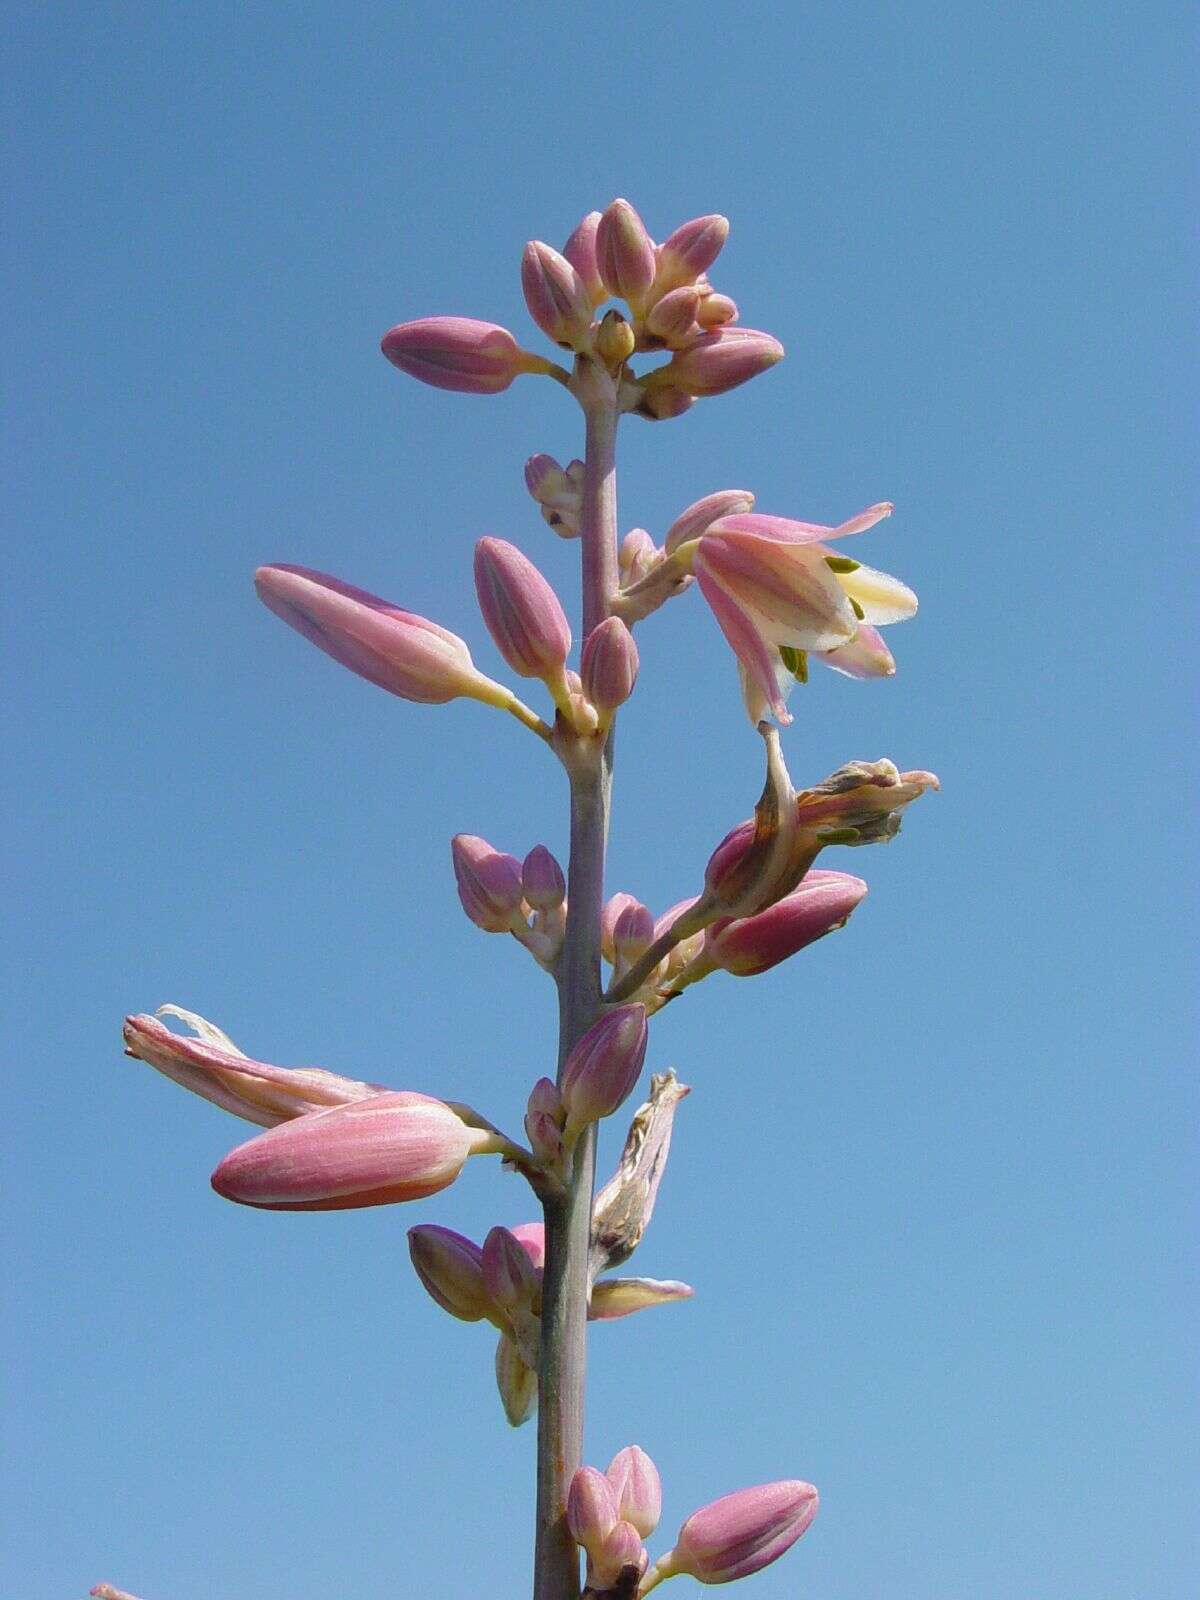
[696,293,739,328]
[703,818,758,903]
[612,901,655,964]
[705,870,868,976]
[648,327,784,399]
[562,210,606,306]
[664,490,756,555]
[655,214,730,294]
[580,617,639,715]
[255,565,504,708]
[605,1446,663,1538]
[591,1520,648,1589]
[380,316,532,395]
[524,452,568,500]
[522,845,566,911]
[596,198,657,309]
[560,1004,649,1132]
[407,1224,492,1322]
[451,834,525,932]
[520,241,593,350]
[495,1333,538,1427]
[474,537,571,683]
[210,1091,486,1211]
[509,1220,546,1271]
[619,527,659,585]
[602,892,643,964]
[525,1109,564,1166]
[567,1466,619,1557]
[645,286,702,345]
[664,1480,819,1585]
[482,1224,540,1314]
[565,458,586,486]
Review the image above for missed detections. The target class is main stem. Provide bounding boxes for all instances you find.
[533,377,620,1600]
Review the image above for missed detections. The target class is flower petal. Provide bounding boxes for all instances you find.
[696,534,857,651]
[835,561,918,625]
[696,566,793,723]
[814,623,896,679]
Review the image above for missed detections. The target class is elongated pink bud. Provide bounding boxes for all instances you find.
[696,292,738,328]
[474,537,571,683]
[522,845,566,910]
[380,317,534,394]
[567,1466,619,1557]
[661,1480,819,1585]
[482,1224,540,1314]
[606,1446,662,1538]
[602,892,643,964]
[123,1008,380,1127]
[521,241,593,349]
[580,617,639,714]
[495,1332,537,1426]
[596,198,657,308]
[560,1004,649,1133]
[647,327,784,398]
[645,285,701,345]
[655,214,730,294]
[407,1224,492,1322]
[255,565,509,708]
[562,210,606,306]
[705,870,868,976]
[211,1092,489,1211]
[451,834,525,932]
[664,490,755,555]
[590,1520,647,1589]
[589,1276,694,1320]
[611,900,655,965]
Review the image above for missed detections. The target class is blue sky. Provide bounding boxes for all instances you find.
[6,3,1196,1597]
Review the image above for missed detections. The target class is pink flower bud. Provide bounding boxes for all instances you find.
[590,1519,647,1589]
[482,1224,540,1314]
[210,1091,488,1211]
[602,892,643,964]
[562,210,606,306]
[664,490,756,555]
[255,565,506,708]
[648,327,784,398]
[567,1466,619,1557]
[380,316,532,394]
[619,528,659,584]
[589,1276,694,1320]
[520,241,593,350]
[605,1445,662,1538]
[663,1480,819,1585]
[705,870,868,976]
[703,818,758,902]
[122,1008,380,1127]
[520,845,565,912]
[696,292,739,328]
[580,617,639,715]
[645,285,701,345]
[655,213,730,294]
[407,1224,492,1322]
[560,1004,649,1133]
[474,537,571,683]
[451,834,525,933]
[596,198,657,309]
[594,308,636,366]
[611,900,655,964]
[509,1219,547,1271]
[495,1332,537,1427]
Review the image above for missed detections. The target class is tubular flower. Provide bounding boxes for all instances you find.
[687,501,916,723]
[648,1480,819,1587]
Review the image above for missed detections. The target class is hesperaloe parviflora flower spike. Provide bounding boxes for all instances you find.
[473,537,572,691]
[560,1004,649,1135]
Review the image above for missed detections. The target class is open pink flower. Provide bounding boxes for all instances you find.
[690,501,916,722]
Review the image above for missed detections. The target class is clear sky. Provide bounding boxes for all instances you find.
[6,3,1196,1597]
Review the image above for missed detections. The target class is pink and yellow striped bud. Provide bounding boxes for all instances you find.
[211,1091,498,1211]
[596,198,657,310]
[560,1003,649,1134]
[605,1445,662,1538]
[406,1224,492,1322]
[644,327,784,399]
[590,1520,647,1590]
[255,565,514,711]
[451,834,526,933]
[703,870,868,977]
[654,213,730,296]
[520,241,593,350]
[590,1277,693,1321]
[474,537,571,687]
[122,1008,380,1127]
[567,1466,619,1558]
[696,293,739,328]
[380,317,543,394]
[645,285,702,346]
[481,1224,540,1317]
[611,900,655,969]
[495,1332,537,1427]
[580,617,639,717]
[664,489,756,555]
[654,1480,819,1586]
[562,210,606,306]
[521,845,566,911]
